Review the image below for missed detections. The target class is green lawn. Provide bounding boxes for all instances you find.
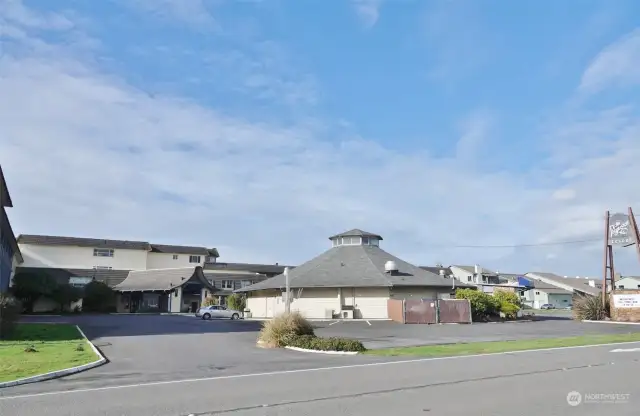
[0,324,100,383]
[364,333,640,357]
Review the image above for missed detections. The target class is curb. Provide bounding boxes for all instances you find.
[284,346,360,355]
[0,325,107,389]
[582,320,640,325]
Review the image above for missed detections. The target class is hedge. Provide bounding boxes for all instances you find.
[285,334,366,352]
[0,294,22,339]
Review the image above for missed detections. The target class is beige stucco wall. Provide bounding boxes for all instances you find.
[18,243,148,270]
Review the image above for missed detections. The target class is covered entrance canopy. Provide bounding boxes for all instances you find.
[113,266,215,313]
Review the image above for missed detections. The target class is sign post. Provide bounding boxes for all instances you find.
[628,207,640,264]
[284,267,291,314]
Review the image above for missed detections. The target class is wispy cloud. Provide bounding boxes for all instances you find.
[579,28,640,93]
[351,0,382,28]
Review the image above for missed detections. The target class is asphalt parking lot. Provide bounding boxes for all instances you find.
[5,313,640,398]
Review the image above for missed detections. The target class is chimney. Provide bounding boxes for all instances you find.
[474,264,480,274]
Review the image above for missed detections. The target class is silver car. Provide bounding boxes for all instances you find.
[196,305,242,320]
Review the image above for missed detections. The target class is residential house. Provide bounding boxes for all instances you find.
[236,229,473,319]
[0,166,23,293]
[615,276,640,290]
[521,280,573,309]
[524,272,604,297]
[450,265,526,293]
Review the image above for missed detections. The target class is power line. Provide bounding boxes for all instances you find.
[424,238,602,249]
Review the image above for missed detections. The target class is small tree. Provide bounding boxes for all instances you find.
[82,281,116,313]
[455,288,500,321]
[227,293,246,311]
[203,296,219,307]
[11,272,58,313]
[51,284,83,312]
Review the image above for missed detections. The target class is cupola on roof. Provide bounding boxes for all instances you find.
[328,229,383,247]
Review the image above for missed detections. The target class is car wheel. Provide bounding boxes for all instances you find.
[203,313,211,320]
[231,313,239,320]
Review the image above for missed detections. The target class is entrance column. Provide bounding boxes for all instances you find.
[170,287,183,313]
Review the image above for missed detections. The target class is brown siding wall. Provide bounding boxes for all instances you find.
[610,289,640,322]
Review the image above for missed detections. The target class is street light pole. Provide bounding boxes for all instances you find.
[284,267,291,314]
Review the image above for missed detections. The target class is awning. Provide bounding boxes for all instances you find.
[113,266,213,292]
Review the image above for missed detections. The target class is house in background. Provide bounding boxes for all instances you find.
[0,166,23,293]
[450,265,527,294]
[615,276,640,290]
[525,272,604,297]
[237,229,473,319]
[521,280,573,309]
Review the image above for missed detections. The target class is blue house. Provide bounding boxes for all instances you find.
[0,166,22,293]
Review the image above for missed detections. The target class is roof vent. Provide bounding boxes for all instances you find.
[384,261,398,273]
[439,270,445,276]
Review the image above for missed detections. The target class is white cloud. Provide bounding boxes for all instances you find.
[579,28,640,93]
[1,3,640,276]
[351,0,382,28]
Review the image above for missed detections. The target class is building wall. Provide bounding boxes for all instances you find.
[390,287,452,300]
[18,244,149,270]
[353,287,390,319]
[615,277,640,290]
[146,252,205,269]
[0,208,15,293]
[450,266,475,284]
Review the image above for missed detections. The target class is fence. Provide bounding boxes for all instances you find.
[387,298,472,324]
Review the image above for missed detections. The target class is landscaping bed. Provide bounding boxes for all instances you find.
[257,312,366,353]
[0,323,99,383]
[364,332,640,357]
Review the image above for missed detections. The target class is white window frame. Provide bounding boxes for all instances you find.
[93,248,114,257]
[189,255,201,264]
[221,280,233,290]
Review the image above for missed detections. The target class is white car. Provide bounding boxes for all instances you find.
[196,305,242,320]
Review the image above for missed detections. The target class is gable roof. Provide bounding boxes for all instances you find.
[114,266,213,292]
[452,265,498,277]
[526,272,601,296]
[328,229,383,240]
[236,245,472,292]
[15,267,130,288]
[529,279,573,295]
[204,262,291,275]
[17,234,219,256]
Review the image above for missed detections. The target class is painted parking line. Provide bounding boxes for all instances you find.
[329,321,341,326]
[610,347,640,352]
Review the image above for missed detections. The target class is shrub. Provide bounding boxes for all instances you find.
[0,294,22,339]
[258,311,315,347]
[573,294,609,321]
[82,281,116,313]
[227,293,246,311]
[455,288,500,321]
[499,301,520,320]
[493,290,521,307]
[11,272,58,313]
[285,334,366,352]
[51,284,83,312]
[203,296,219,307]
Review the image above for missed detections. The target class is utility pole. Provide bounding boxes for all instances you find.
[284,267,291,313]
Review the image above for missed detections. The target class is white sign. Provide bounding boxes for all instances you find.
[612,294,640,308]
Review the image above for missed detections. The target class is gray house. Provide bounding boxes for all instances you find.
[236,229,471,319]
[522,280,573,309]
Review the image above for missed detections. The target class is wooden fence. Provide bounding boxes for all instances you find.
[387,298,472,324]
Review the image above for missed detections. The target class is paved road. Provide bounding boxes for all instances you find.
[1,342,639,415]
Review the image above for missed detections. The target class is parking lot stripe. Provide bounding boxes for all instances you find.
[3,339,640,401]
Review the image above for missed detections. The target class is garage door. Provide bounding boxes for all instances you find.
[354,288,390,319]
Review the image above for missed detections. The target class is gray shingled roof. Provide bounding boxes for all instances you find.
[420,266,452,276]
[236,245,472,292]
[114,266,214,291]
[17,234,219,257]
[530,280,573,295]
[0,165,12,208]
[328,229,383,240]
[18,235,151,250]
[204,262,291,275]
[14,267,131,288]
[526,272,601,296]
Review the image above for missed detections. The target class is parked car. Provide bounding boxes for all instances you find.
[196,305,242,320]
[540,304,555,310]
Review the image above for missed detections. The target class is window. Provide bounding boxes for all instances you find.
[222,280,233,290]
[189,255,201,263]
[535,291,540,295]
[619,285,625,289]
[93,266,112,270]
[467,276,472,282]
[173,255,179,260]
[93,248,114,257]
[240,280,253,288]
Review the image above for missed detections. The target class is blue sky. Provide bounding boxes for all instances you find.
[2,0,640,276]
